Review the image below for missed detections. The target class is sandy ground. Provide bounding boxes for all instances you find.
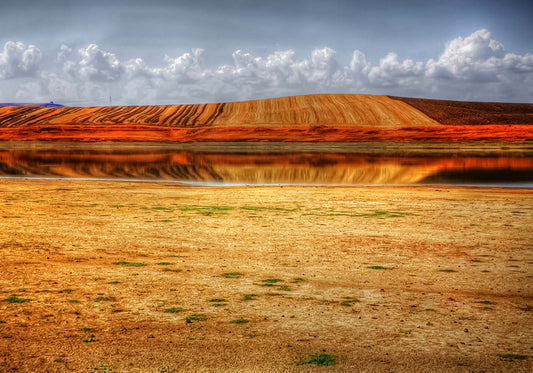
[0,180,532,372]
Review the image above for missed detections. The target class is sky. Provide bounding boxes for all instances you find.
[0,0,532,105]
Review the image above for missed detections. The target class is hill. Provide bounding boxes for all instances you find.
[0,94,531,142]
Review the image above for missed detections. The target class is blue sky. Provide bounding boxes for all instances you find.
[0,0,532,105]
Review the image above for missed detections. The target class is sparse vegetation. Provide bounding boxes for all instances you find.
[300,353,336,366]
[439,269,457,273]
[368,265,388,270]
[90,363,115,372]
[210,298,227,307]
[4,295,30,303]
[164,307,183,313]
[230,318,249,324]
[186,314,207,323]
[114,261,146,267]
[262,278,283,284]
[340,297,360,306]
[178,205,233,216]
[243,294,258,301]
[221,272,242,278]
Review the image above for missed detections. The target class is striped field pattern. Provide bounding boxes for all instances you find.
[0,94,531,142]
[0,95,439,129]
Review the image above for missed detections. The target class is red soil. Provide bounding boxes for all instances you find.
[390,96,533,125]
[0,124,531,142]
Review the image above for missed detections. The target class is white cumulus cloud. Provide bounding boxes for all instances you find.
[64,44,124,82]
[1,29,531,105]
[0,41,42,79]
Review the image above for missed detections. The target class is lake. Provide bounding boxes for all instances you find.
[0,142,531,187]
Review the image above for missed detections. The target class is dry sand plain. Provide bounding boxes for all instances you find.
[0,180,532,372]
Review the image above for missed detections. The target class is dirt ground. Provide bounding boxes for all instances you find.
[0,180,532,372]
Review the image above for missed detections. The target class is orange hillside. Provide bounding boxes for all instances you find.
[0,94,531,142]
[0,94,439,129]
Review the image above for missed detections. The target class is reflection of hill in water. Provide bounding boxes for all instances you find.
[0,150,531,185]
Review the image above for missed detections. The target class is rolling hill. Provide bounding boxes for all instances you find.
[0,94,531,142]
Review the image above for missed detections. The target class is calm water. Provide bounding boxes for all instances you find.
[0,142,532,186]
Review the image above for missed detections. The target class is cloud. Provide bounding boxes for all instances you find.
[0,41,41,79]
[64,44,124,82]
[1,29,531,105]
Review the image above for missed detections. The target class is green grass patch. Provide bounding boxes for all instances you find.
[262,278,283,284]
[94,296,112,302]
[278,285,292,291]
[68,299,80,304]
[108,281,121,284]
[340,297,360,306]
[114,261,146,267]
[186,314,207,323]
[164,307,183,313]
[4,295,30,303]
[476,300,496,305]
[210,298,226,303]
[243,294,258,301]
[300,353,336,366]
[80,327,95,332]
[157,262,173,265]
[58,289,74,294]
[179,205,233,216]
[221,272,243,278]
[292,277,305,283]
[230,318,249,324]
[439,269,457,273]
[368,265,388,270]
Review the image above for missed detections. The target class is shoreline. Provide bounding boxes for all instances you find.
[1,124,532,143]
[1,139,533,152]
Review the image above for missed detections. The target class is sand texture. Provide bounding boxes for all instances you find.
[0,180,531,372]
